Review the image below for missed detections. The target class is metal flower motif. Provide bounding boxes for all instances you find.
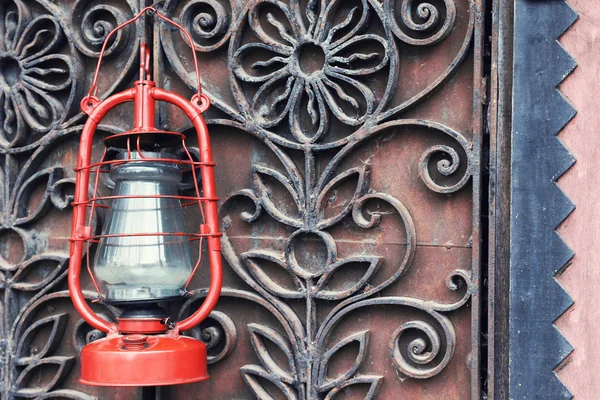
[0,1,74,148]
[232,0,390,143]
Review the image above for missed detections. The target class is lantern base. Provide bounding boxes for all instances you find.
[80,334,208,386]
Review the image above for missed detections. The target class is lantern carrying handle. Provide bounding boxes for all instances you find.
[82,5,207,110]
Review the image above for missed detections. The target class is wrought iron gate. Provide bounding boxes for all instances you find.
[0,0,485,398]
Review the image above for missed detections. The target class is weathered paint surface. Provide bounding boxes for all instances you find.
[510,0,577,398]
[556,0,600,397]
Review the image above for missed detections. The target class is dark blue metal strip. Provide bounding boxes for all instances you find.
[510,0,577,398]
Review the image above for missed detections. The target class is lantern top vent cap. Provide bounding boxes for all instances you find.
[105,128,185,150]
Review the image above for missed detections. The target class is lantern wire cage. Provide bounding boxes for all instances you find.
[66,4,223,387]
[72,132,219,303]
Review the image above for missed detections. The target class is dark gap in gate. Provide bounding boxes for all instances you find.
[481,0,494,397]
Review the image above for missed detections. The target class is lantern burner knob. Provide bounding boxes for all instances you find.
[122,334,148,351]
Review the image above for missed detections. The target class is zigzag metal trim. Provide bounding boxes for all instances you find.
[510,0,577,398]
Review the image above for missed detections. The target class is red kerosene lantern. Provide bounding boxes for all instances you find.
[68,7,222,386]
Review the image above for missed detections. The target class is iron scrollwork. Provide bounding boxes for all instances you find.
[0,0,478,398]
[169,0,475,398]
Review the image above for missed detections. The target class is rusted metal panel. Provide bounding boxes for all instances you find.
[0,0,485,398]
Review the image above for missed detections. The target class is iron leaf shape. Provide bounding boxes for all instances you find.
[11,255,67,291]
[316,165,371,229]
[314,257,382,300]
[15,313,68,365]
[318,330,369,392]
[13,167,63,225]
[323,375,383,400]
[15,356,74,398]
[36,389,96,399]
[247,323,297,384]
[241,364,299,400]
[252,165,303,227]
[242,251,306,299]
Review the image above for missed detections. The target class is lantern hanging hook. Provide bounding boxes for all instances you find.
[147,0,166,14]
[140,43,152,81]
[81,5,208,113]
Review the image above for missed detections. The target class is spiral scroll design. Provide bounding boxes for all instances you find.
[162,0,235,53]
[385,0,457,46]
[183,311,238,364]
[182,0,231,51]
[70,0,136,58]
[73,314,112,353]
[418,144,471,194]
[388,319,453,379]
